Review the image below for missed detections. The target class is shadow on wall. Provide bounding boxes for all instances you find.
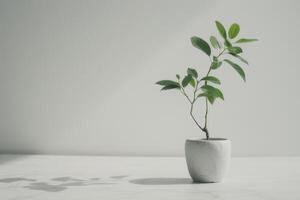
[0,0,217,157]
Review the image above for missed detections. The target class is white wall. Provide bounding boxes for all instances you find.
[0,0,299,156]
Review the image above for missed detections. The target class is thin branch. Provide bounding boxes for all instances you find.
[189,103,205,132]
[177,47,227,139]
[204,98,208,128]
[202,47,227,139]
[180,81,205,132]
[190,81,205,131]
[217,48,226,58]
[180,87,192,104]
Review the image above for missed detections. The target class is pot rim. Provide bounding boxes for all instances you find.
[186,138,230,142]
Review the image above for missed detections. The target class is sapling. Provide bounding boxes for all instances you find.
[156,21,257,139]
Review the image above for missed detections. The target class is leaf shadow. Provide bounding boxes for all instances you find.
[0,175,129,192]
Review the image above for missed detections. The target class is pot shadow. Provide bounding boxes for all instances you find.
[110,175,128,179]
[129,178,195,185]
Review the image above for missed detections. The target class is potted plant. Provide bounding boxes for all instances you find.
[156,21,257,182]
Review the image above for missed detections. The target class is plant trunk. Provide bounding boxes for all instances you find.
[203,128,209,140]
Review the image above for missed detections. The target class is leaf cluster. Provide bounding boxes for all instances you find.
[156,21,257,105]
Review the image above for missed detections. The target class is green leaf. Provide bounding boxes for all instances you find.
[228,46,243,54]
[211,61,222,70]
[228,23,240,39]
[229,53,248,65]
[197,93,207,98]
[156,80,180,90]
[207,95,216,104]
[182,75,193,87]
[197,92,216,104]
[215,21,227,39]
[187,68,198,78]
[209,36,221,49]
[224,39,232,47]
[200,76,221,84]
[161,85,180,90]
[201,85,224,100]
[156,80,179,86]
[191,36,211,56]
[224,59,246,81]
[189,78,196,88]
[236,38,258,43]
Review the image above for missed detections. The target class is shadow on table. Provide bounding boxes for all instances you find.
[23,180,115,192]
[0,175,128,192]
[0,154,27,165]
[129,178,195,185]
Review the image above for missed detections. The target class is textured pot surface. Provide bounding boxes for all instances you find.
[185,138,231,183]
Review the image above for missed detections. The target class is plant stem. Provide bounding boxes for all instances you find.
[180,87,192,104]
[204,99,209,139]
[217,48,226,58]
[189,103,205,133]
[178,48,227,140]
[203,48,226,139]
[180,83,205,133]
[203,68,211,139]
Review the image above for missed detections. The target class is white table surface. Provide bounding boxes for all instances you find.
[0,155,299,200]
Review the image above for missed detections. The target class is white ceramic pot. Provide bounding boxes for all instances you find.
[185,138,231,183]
